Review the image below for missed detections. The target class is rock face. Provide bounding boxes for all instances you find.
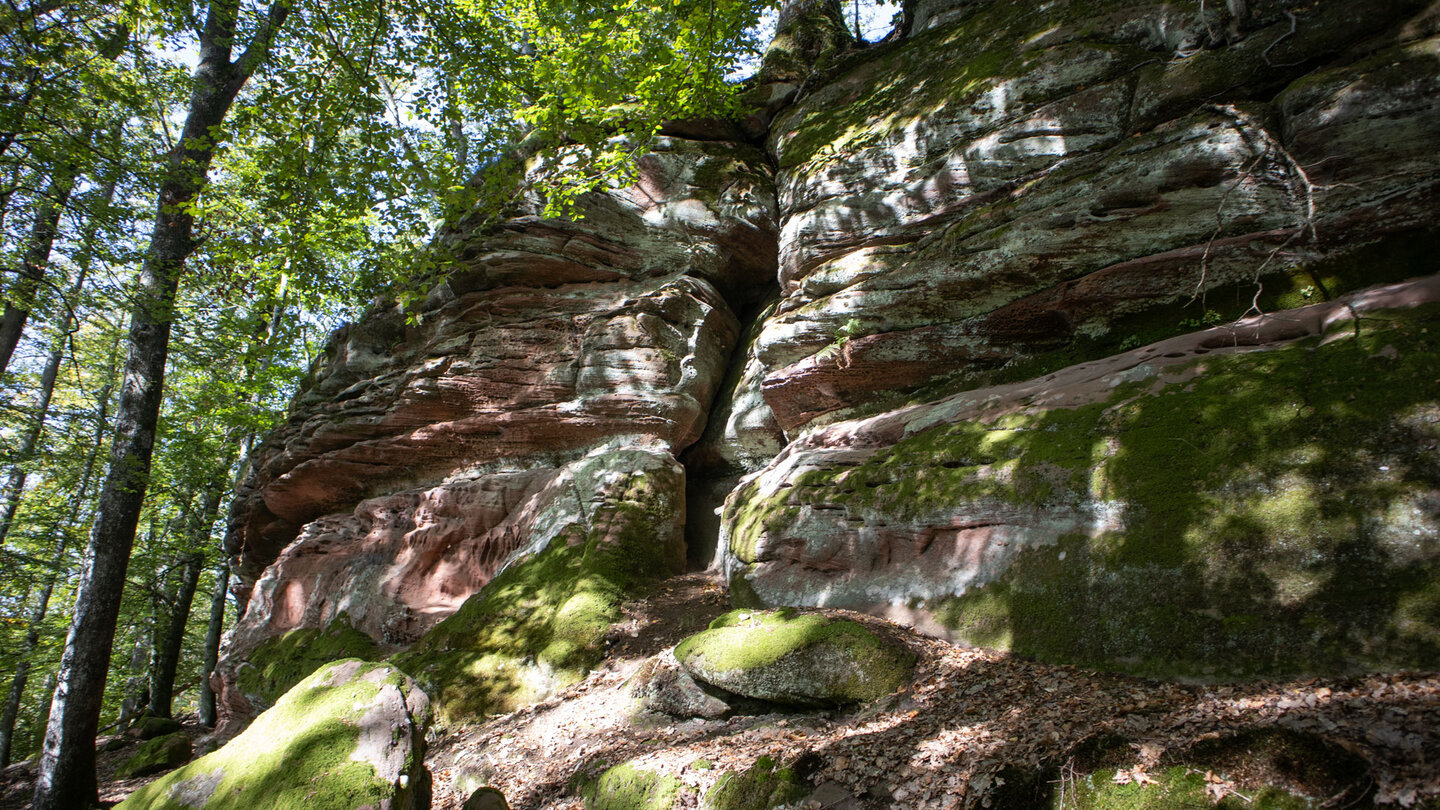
[726,278,1440,679]
[717,0,1440,681]
[221,0,1440,732]
[119,660,430,810]
[216,137,778,727]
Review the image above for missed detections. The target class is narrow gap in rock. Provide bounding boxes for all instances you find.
[680,283,783,572]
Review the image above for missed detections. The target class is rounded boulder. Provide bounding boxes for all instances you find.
[674,609,914,707]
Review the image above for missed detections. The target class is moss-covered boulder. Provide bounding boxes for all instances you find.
[727,284,1440,681]
[115,732,191,779]
[128,716,183,741]
[1031,727,1374,809]
[675,609,914,706]
[703,756,808,810]
[582,761,689,810]
[117,660,430,810]
[392,450,686,724]
[462,786,510,810]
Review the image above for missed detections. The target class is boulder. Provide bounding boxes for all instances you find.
[582,761,689,810]
[115,732,191,779]
[630,653,730,719]
[128,716,182,741]
[675,609,914,707]
[118,660,430,810]
[462,786,510,810]
[703,756,808,810]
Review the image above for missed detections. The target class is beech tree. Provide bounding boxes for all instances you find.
[20,0,766,806]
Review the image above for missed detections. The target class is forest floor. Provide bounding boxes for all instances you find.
[423,573,1440,809]
[4,572,1439,809]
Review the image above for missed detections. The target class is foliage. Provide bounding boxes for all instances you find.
[0,0,771,771]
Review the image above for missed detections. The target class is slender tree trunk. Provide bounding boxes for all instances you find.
[197,558,229,727]
[116,633,151,732]
[0,163,113,548]
[32,3,291,805]
[0,165,75,375]
[0,373,113,766]
[147,550,203,719]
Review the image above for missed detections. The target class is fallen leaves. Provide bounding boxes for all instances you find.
[415,575,1440,810]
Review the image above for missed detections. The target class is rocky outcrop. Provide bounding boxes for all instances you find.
[756,0,1440,432]
[714,0,1440,680]
[725,277,1440,678]
[120,660,430,810]
[220,0,1440,735]
[217,136,778,727]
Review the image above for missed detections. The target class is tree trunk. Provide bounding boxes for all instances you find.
[147,549,204,719]
[197,558,229,728]
[0,347,114,766]
[0,166,75,375]
[0,161,114,549]
[31,2,291,805]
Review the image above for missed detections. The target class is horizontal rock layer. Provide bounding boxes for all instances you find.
[220,0,1440,734]
[725,278,1440,678]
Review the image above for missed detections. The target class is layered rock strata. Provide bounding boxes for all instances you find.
[221,0,1440,730]
[217,137,778,726]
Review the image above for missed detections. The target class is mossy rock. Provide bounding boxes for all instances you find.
[117,659,430,810]
[129,716,183,741]
[236,617,383,708]
[731,298,1440,681]
[1025,728,1374,809]
[393,452,685,724]
[1051,765,1326,810]
[581,761,689,810]
[703,755,808,810]
[675,609,914,706]
[462,786,510,810]
[115,733,191,779]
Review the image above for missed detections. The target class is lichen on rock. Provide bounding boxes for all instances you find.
[675,608,914,706]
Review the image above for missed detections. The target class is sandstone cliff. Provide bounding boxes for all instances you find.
[217,0,1440,736]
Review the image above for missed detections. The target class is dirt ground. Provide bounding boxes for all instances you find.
[7,573,1439,809]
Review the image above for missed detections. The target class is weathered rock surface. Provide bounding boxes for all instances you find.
[217,0,1440,745]
[756,0,1440,432]
[119,660,430,810]
[725,278,1440,679]
[630,651,731,719]
[675,608,914,706]
[390,448,688,723]
[218,135,777,728]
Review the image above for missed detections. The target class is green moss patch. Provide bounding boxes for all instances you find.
[392,469,683,723]
[737,302,1440,680]
[581,762,688,810]
[703,755,808,810]
[675,609,914,706]
[935,305,1440,679]
[118,660,427,810]
[236,617,383,707]
[116,732,191,779]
